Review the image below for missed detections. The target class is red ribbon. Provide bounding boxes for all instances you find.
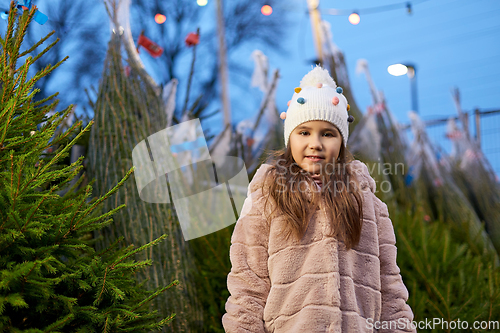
[137,33,163,58]
[446,130,462,140]
[367,101,385,115]
[185,32,200,47]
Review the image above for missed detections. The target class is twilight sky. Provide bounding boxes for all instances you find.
[3,0,499,174]
[239,0,500,175]
[275,0,499,124]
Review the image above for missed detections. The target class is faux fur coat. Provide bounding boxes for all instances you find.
[222,160,416,333]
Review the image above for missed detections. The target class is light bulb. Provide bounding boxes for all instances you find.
[387,64,408,76]
[261,5,273,16]
[155,14,166,24]
[349,12,360,25]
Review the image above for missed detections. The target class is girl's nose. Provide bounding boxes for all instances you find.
[308,135,323,150]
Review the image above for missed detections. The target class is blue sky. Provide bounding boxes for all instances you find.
[4,0,499,174]
[273,0,499,121]
[231,0,500,175]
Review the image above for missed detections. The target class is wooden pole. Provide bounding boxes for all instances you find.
[215,0,231,127]
[463,111,469,139]
[183,27,200,115]
[475,108,481,149]
[306,0,323,64]
[451,87,471,141]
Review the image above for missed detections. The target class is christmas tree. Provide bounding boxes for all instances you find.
[85,2,203,330]
[0,3,177,331]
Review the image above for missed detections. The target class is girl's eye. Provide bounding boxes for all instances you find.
[299,131,335,136]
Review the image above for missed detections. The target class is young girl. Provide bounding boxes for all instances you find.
[222,66,415,333]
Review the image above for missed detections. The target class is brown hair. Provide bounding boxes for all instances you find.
[260,140,364,249]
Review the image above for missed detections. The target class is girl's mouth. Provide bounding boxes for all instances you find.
[306,156,324,161]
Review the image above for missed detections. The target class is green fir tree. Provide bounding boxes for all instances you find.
[0,3,177,332]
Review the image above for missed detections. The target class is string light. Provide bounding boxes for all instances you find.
[261,5,273,16]
[348,12,360,25]
[155,14,166,24]
[322,0,428,17]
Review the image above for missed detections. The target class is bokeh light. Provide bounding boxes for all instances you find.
[261,5,273,16]
[197,0,208,6]
[155,14,166,24]
[348,12,360,25]
[387,64,408,76]
[308,0,319,10]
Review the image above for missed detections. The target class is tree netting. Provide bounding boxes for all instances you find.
[87,32,203,332]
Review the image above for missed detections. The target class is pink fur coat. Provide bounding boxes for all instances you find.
[222,160,416,333]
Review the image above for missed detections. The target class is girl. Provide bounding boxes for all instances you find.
[222,66,415,333]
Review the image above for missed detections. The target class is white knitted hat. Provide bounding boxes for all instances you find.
[282,66,354,148]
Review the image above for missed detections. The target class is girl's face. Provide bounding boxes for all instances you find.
[289,120,343,175]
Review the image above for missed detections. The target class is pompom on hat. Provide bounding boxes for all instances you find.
[282,65,354,148]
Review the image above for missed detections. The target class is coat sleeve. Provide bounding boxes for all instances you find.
[222,189,271,333]
[374,196,416,333]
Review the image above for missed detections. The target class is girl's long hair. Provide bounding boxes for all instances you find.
[260,139,364,250]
